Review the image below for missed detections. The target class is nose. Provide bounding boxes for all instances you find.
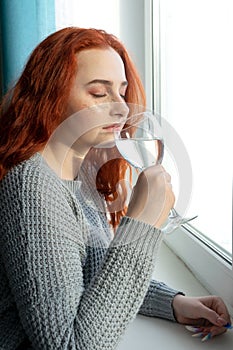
[109,101,129,119]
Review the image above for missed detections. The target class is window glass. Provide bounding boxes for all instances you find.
[156,0,232,256]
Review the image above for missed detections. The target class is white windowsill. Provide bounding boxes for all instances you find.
[117,242,233,350]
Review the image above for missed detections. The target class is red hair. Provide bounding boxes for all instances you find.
[0,27,146,228]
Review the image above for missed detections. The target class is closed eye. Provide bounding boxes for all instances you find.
[91,93,107,98]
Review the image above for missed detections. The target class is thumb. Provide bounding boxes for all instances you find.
[199,304,227,326]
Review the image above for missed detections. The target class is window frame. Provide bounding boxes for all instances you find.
[149,0,233,317]
[165,226,233,317]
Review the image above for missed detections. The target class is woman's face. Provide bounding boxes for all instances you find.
[65,47,129,155]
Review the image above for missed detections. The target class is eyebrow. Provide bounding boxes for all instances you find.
[85,79,128,87]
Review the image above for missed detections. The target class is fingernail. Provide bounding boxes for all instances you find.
[224,322,233,329]
[185,325,201,333]
[192,332,204,338]
[201,333,212,342]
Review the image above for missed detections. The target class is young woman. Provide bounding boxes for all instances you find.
[0,27,231,349]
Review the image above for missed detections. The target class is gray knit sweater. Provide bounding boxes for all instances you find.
[0,153,181,349]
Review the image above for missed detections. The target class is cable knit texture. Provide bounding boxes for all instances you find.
[0,153,180,349]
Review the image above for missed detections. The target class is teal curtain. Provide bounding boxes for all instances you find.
[0,0,55,93]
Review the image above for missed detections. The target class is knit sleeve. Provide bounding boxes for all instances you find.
[139,280,185,321]
[0,163,164,350]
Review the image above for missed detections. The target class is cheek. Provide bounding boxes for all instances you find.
[65,100,114,136]
[66,101,89,117]
[66,89,91,116]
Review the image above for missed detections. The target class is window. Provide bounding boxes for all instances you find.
[153,0,232,258]
[151,0,233,316]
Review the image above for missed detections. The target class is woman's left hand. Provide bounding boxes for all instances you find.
[172,294,232,339]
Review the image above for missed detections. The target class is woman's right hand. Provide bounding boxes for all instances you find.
[126,165,175,228]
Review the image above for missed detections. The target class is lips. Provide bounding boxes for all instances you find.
[102,123,123,131]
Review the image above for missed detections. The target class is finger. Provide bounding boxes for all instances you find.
[200,325,227,339]
[210,326,227,337]
[197,304,226,327]
[199,296,230,327]
[143,164,165,176]
[163,172,171,183]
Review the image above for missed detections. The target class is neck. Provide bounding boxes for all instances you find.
[41,140,87,180]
